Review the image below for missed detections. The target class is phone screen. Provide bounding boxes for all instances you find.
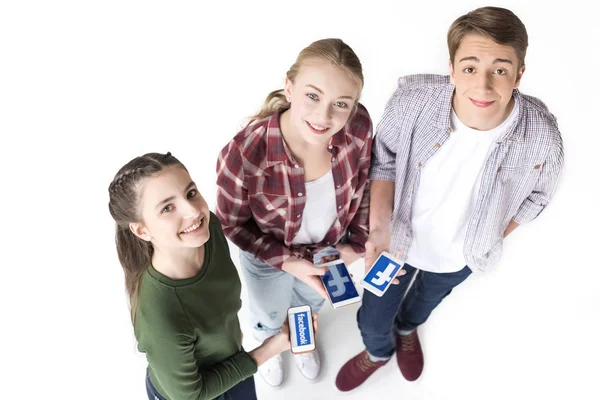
[361,252,403,297]
[321,261,360,307]
[288,306,315,353]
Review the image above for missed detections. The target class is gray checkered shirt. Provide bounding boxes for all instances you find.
[371,74,564,272]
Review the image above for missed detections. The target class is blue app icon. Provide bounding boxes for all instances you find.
[364,255,402,290]
[322,263,359,302]
[293,311,312,346]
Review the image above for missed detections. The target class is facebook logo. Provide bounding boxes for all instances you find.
[293,311,312,346]
[364,255,403,290]
[322,263,359,304]
[327,265,350,296]
[371,263,397,286]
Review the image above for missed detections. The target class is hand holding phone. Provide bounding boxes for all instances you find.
[248,320,291,366]
[282,257,328,299]
[320,260,361,308]
[361,251,404,297]
[364,228,391,274]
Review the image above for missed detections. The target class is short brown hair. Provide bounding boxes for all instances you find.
[448,6,528,68]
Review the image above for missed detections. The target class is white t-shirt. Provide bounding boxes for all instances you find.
[292,170,338,245]
[406,100,519,273]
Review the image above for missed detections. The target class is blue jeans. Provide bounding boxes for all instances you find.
[240,250,324,342]
[146,372,257,400]
[357,263,472,358]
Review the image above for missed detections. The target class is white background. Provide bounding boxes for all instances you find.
[1,0,599,399]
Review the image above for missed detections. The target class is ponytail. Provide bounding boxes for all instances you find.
[108,152,186,325]
[115,225,153,324]
[251,89,290,121]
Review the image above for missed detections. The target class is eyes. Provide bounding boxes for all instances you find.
[306,93,349,109]
[187,189,198,199]
[160,189,198,214]
[462,67,508,76]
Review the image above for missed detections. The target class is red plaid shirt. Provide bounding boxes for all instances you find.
[216,103,373,270]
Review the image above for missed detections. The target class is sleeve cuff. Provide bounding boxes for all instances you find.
[513,199,545,225]
[369,169,396,181]
[233,351,258,376]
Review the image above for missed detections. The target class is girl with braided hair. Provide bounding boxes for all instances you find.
[108,152,310,400]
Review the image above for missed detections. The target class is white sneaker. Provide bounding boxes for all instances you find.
[293,350,321,381]
[258,354,284,387]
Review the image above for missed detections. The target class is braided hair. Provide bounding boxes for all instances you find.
[108,152,185,324]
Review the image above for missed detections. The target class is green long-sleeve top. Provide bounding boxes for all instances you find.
[134,213,257,400]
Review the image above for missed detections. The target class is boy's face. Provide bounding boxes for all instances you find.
[450,34,525,130]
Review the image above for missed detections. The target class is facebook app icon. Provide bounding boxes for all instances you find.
[363,254,403,291]
[322,263,359,303]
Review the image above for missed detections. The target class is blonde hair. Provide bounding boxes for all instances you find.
[252,38,364,120]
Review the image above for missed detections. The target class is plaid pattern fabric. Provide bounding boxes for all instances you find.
[216,104,373,270]
[371,74,564,272]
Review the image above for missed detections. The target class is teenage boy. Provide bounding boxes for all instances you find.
[336,6,564,392]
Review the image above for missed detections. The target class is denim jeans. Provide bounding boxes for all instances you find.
[239,250,324,342]
[146,372,257,400]
[357,263,472,358]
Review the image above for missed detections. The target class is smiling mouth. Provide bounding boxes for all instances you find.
[469,98,495,108]
[181,216,205,234]
[306,121,330,134]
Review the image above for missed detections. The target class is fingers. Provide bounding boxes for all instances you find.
[317,286,328,299]
[307,275,328,299]
[314,281,328,299]
[280,320,290,335]
[311,266,327,276]
[390,268,407,285]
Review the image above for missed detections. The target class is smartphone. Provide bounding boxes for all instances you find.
[313,246,341,267]
[360,251,404,297]
[288,305,316,354]
[320,259,361,308]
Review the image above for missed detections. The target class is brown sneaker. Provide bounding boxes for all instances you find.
[396,330,424,381]
[335,350,389,392]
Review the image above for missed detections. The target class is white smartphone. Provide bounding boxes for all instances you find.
[287,305,316,354]
[320,259,361,308]
[313,246,341,267]
[360,251,404,297]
